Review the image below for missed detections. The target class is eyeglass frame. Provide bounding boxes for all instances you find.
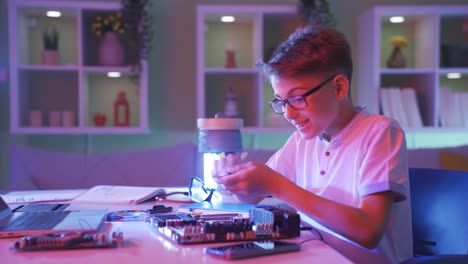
[188,177,217,203]
[152,177,217,203]
[268,74,338,114]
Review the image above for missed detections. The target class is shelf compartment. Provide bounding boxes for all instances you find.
[15,6,78,66]
[438,73,468,128]
[84,71,141,128]
[197,5,303,132]
[17,69,79,128]
[81,9,140,67]
[10,0,148,135]
[440,15,468,68]
[204,73,257,127]
[380,14,437,69]
[359,6,468,135]
[204,12,259,69]
[380,73,436,127]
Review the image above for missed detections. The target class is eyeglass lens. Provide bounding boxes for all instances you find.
[189,177,221,202]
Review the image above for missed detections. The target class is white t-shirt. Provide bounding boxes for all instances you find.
[266,109,412,264]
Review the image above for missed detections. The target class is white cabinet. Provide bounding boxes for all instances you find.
[8,0,148,134]
[357,5,468,132]
[196,5,301,132]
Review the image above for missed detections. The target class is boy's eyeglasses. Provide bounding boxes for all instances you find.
[189,177,222,203]
[269,74,337,114]
[153,177,222,203]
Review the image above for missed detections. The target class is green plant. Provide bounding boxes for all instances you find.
[92,12,126,36]
[43,25,58,51]
[297,0,336,27]
[121,0,153,68]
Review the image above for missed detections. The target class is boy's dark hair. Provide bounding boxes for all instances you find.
[256,25,353,82]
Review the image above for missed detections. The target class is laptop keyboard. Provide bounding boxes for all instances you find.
[0,211,71,231]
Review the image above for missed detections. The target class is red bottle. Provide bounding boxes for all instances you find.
[225,49,237,68]
[114,91,129,126]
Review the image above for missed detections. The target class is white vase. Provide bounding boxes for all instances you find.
[98,32,124,66]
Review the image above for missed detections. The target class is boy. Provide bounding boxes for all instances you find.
[215,25,412,264]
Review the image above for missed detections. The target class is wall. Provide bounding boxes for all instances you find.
[0,0,8,188]
[1,0,467,188]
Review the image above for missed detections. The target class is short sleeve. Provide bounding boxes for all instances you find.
[358,121,409,202]
[266,132,301,182]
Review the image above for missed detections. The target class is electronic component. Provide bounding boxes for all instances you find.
[151,206,301,244]
[106,206,173,222]
[12,231,124,251]
[204,240,301,260]
[106,210,150,222]
[251,205,301,238]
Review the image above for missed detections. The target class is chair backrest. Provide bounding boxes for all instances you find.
[408,168,468,256]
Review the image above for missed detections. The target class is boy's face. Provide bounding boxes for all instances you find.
[270,74,341,140]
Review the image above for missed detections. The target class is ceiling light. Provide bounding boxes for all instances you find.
[46,11,62,18]
[107,72,121,78]
[446,73,461,79]
[389,16,405,23]
[220,16,235,23]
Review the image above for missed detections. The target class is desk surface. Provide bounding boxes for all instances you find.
[1,193,351,264]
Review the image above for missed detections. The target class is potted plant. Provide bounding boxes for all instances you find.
[42,24,60,65]
[92,12,127,66]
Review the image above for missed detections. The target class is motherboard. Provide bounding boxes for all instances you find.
[150,205,301,244]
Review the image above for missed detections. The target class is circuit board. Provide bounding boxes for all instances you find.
[150,206,301,244]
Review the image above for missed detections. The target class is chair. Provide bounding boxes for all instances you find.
[401,168,468,264]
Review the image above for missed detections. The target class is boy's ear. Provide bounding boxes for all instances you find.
[333,75,350,100]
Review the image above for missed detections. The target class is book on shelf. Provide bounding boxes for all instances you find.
[379,88,394,121]
[439,87,465,128]
[439,87,451,127]
[390,87,409,127]
[461,92,468,128]
[380,87,423,128]
[380,87,407,127]
[72,185,166,204]
[401,87,423,128]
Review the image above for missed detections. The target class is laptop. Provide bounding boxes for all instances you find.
[0,196,108,238]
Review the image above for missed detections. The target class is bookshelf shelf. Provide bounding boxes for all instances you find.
[357,5,468,131]
[8,0,148,134]
[196,5,301,130]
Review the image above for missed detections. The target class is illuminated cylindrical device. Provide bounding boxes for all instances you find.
[197,117,243,189]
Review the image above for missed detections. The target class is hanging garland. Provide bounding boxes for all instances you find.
[297,0,336,27]
[121,0,153,75]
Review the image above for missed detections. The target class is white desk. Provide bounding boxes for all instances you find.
[1,194,352,264]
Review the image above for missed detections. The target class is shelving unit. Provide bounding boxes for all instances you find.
[357,5,468,132]
[8,0,148,134]
[196,5,300,133]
